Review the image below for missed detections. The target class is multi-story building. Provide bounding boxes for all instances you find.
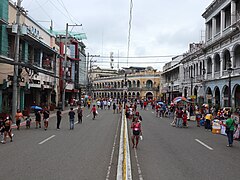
[0,0,88,114]
[0,0,59,114]
[92,66,160,100]
[180,0,240,110]
[55,35,87,104]
[160,55,184,103]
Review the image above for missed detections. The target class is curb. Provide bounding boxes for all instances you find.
[117,110,132,180]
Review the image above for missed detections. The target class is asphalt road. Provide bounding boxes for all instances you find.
[0,107,121,180]
[130,106,240,180]
[1,105,240,180]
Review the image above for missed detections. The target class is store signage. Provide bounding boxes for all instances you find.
[28,26,40,38]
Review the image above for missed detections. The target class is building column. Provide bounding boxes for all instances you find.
[221,10,226,35]
[203,60,207,80]
[212,17,216,40]
[231,0,237,26]
[39,50,43,68]
[206,23,209,40]
[212,56,215,79]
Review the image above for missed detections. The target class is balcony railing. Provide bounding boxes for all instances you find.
[214,71,220,78]
[207,73,212,80]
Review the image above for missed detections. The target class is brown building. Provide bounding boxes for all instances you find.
[92,67,161,100]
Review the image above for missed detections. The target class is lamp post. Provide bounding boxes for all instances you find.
[227,67,233,107]
[171,81,173,102]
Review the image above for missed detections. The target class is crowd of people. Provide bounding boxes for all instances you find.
[1,97,239,148]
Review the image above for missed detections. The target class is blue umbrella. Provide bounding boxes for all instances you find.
[158,102,164,105]
[31,106,42,110]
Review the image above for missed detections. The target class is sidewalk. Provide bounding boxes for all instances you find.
[11,106,78,129]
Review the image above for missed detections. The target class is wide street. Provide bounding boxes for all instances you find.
[1,104,240,180]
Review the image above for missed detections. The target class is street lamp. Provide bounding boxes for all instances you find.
[227,67,233,107]
[171,81,174,102]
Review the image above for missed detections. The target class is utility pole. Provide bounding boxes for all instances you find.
[12,0,22,120]
[62,23,82,111]
[86,54,100,96]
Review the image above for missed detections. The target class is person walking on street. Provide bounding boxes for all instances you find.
[68,108,75,130]
[77,105,83,123]
[176,107,183,128]
[131,116,142,149]
[205,112,213,131]
[56,108,62,130]
[224,114,235,147]
[35,110,41,128]
[113,103,116,114]
[15,109,24,130]
[195,108,201,127]
[91,105,97,120]
[2,116,13,144]
[43,107,50,130]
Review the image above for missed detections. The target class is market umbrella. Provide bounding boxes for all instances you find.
[31,105,42,110]
[173,97,188,104]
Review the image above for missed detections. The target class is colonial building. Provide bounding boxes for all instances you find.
[92,67,161,100]
[180,0,240,110]
[160,55,184,103]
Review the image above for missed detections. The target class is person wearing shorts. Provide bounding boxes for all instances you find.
[15,109,24,130]
[2,116,13,144]
[131,116,142,148]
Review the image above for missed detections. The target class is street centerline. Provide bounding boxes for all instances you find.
[195,139,213,151]
[39,135,56,145]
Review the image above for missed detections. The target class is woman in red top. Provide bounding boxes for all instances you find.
[131,116,142,148]
[91,105,97,120]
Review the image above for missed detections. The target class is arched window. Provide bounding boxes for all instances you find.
[137,80,140,87]
[146,80,153,88]
[214,54,220,72]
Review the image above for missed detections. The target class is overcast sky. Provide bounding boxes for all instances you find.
[19,0,213,71]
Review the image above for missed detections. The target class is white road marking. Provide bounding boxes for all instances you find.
[38,135,56,145]
[106,114,121,180]
[74,121,78,125]
[86,114,91,117]
[134,148,144,180]
[195,139,213,151]
[151,111,154,114]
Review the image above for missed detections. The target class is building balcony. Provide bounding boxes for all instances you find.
[214,71,220,78]
[207,73,212,80]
